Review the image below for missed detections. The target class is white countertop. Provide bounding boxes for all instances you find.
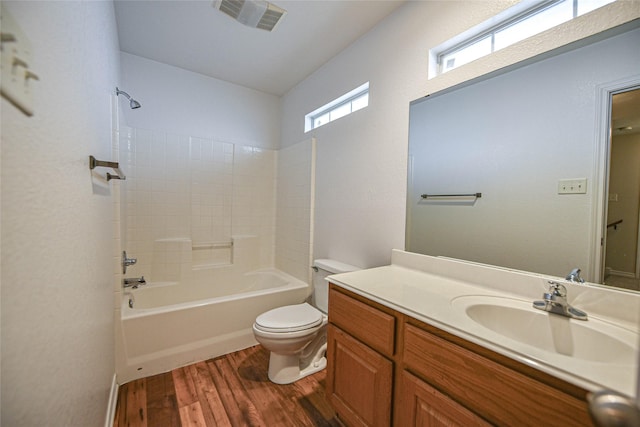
[328,250,640,397]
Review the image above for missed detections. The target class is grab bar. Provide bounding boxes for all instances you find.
[192,241,233,250]
[607,219,623,230]
[89,155,126,181]
[421,193,482,199]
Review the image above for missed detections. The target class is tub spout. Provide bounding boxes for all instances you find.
[565,267,585,283]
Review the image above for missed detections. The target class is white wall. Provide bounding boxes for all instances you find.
[1,1,121,425]
[120,52,281,149]
[281,0,640,269]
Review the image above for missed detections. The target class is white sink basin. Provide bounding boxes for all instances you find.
[451,295,637,364]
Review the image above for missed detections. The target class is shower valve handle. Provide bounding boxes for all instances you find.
[122,251,137,274]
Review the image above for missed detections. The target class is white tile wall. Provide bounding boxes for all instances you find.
[233,145,277,268]
[120,127,279,281]
[275,139,315,282]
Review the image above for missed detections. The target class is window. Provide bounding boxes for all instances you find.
[433,0,615,76]
[305,82,369,132]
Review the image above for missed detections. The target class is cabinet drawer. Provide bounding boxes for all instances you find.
[329,287,395,356]
[403,323,592,427]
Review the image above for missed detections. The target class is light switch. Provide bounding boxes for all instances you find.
[1,5,39,116]
[558,178,587,194]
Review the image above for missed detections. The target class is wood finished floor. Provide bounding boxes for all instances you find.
[113,345,341,427]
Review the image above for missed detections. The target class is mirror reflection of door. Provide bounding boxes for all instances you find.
[604,88,640,291]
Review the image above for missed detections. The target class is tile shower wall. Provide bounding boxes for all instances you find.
[120,127,275,282]
[233,145,277,268]
[275,139,315,282]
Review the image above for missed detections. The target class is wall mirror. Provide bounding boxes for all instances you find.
[406,22,640,291]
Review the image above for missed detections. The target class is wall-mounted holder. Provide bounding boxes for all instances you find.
[89,155,126,181]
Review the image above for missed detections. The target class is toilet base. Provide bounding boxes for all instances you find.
[268,353,327,384]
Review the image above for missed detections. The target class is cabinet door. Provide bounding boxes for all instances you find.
[398,371,490,427]
[326,324,393,427]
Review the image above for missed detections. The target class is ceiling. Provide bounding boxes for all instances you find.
[612,88,640,136]
[114,0,406,96]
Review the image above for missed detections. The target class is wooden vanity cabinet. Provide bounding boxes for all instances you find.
[326,286,397,427]
[327,284,594,427]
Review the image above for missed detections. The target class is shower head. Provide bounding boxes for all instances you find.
[115,87,141,109]
[129,99,141,109]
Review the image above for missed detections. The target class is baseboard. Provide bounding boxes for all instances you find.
[609,269,636,279]
[104,373,119,427]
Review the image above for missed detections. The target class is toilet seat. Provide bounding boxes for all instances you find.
[254,303,323,333]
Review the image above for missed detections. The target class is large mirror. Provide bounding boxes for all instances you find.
[406,22,640,290]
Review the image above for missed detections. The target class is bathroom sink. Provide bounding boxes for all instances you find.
[451,296,637,364]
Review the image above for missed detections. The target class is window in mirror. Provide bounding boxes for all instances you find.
[432,0,616,76]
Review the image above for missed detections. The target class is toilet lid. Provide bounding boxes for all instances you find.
[255,303,323,333]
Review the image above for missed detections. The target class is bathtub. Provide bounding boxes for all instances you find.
[116,268,310,383]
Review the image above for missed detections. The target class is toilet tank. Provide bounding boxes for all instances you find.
[312,259,360,313]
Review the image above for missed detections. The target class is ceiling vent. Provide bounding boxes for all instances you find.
[214,0,287,32]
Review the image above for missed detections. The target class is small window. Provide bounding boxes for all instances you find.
[431,0,616,77]
[440,36,492,73]
[305,82,369,132]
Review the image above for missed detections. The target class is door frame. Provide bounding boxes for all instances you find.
[592,77,640,283]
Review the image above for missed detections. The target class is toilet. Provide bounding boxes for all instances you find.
[252,259,360,384]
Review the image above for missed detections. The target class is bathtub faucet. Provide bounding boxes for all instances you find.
[565,267,585,283]
[124,276,146,289]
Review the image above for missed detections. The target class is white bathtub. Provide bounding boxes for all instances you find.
[116,268,310,383]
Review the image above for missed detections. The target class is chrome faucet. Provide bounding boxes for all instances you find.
[123,276,146,289]
[533,281,588,321]
[565,267,585,283]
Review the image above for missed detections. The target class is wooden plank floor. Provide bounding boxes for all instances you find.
[113,345,341,426]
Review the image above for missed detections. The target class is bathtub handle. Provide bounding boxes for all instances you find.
[122,251,137,274]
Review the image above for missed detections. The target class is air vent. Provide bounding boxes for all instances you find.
[214,0,286,32]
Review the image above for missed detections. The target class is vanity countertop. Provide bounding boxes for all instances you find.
[327,250,639,397]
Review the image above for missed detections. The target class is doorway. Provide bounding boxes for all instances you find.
[603,87,640,291]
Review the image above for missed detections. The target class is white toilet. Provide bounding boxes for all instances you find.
[252,259,360,384]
